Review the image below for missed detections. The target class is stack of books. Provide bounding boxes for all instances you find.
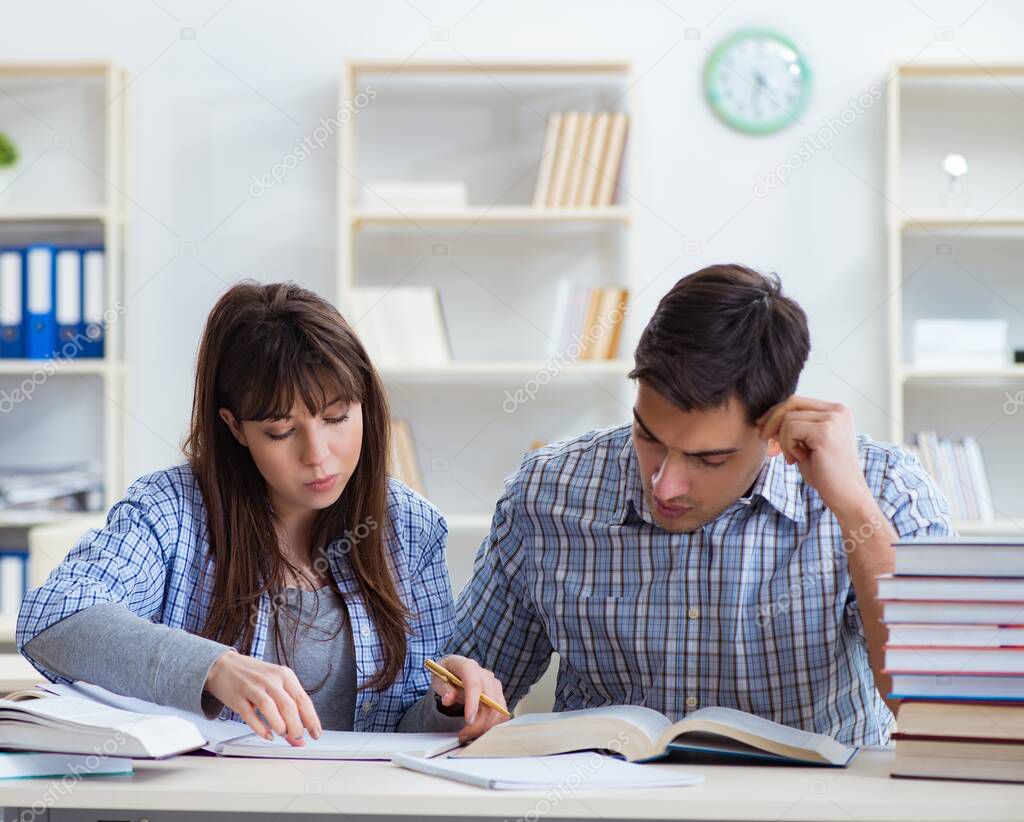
[547,282,629,360]
[341,287,450,368]
[0,245,107,360]
[881,536,1024,783]
[532,111,629,208]
[0,462,103,520]
[906,431,993,523]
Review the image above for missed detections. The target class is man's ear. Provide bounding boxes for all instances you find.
[218,408,248,448]
[766,437,782,458]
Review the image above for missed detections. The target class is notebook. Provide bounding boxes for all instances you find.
[456,705,857,767]
[392,751,704,790]
[0,751,132,780]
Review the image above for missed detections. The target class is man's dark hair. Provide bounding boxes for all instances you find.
[628,264,810,423]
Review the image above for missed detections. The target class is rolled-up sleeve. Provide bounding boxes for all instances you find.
[447,471,553,710]
[17,480,177,682]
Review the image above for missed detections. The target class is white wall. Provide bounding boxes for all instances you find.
[2,0,1022,485]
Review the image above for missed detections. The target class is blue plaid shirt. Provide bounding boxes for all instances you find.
[449,424,952,746]
[17,465,454,732]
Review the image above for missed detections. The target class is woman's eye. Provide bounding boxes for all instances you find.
[267,430,292,441]
[324,414,350,426]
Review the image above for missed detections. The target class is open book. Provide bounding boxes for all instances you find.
[458,705,857,767]
[0,694,206,759]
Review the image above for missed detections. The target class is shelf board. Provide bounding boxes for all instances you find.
[445,513,493,532]
[897,212,1024,231]
[349,60,631,75]
[351,206,630,228]
[0,624,15,644]
[0,510,99,529]
[902,365,1024,382]
[0,360,122,376]
[0,207,115,223]
[378,359,631,380]
[952,519,1024,536]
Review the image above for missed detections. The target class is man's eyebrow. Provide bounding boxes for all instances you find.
[632,408,740,457]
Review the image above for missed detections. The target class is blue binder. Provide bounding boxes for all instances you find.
[80,247,105,359]
[0,249,24,358]
[23,245,57,360]
[55,248,84,359]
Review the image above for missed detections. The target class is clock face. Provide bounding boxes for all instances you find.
[704,28,812,135]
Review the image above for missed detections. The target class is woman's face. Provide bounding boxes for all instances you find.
[220,398,363,522]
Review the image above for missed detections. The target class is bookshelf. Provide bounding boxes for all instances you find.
[337,59,636,581]
[886,63,1024,537]
[0,62,131,644]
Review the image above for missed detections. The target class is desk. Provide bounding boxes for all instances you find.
[0,749,1021,822]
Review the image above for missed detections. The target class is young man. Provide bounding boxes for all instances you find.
[449,264,951,746]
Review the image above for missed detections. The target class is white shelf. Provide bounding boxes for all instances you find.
[901,365,1024,382]
[0,360,124,376]
[349,59,631,75]
[952,518,1024,536]
[378,359,631,380]
[0,207,118,223]
[0,509,99,529]
[898,212,1024,230]
[351,206,630,228]
[444,513,493,532]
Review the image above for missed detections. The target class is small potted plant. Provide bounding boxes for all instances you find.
[0,133,19,201]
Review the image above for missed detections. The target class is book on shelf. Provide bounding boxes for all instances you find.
[0,549,28,618]
[389,419,425,496]
[0,245,106,361]
[533,110,629,209]
[547,281,628,360]
[341,287,451,368]
[882,538,1024,782]
[912,318,1008,370]
[456,705,857,767]
[906,431,994,523]
[0,460,102,511]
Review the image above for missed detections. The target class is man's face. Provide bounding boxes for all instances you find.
[631,382,776,534]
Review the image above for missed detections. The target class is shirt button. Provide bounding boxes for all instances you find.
[360,626,371,638]
[687,606,700,620]
[686,696,698,709]
[362,700,374,713]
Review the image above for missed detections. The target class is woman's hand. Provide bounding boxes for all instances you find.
[204,649,323,746]
[430,654,510,743]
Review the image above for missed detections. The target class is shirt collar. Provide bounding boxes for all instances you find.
[617,435,806,526]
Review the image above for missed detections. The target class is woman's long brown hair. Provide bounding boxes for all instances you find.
[183,281,410,691]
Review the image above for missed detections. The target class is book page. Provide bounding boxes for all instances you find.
[507,705,671,747]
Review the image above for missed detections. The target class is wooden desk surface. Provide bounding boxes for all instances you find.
[0,749,1020,820]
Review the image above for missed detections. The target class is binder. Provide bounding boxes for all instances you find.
[0,249,24,359]
[56,249,83,359]
[81,248,105,358]
[23,245,57,360]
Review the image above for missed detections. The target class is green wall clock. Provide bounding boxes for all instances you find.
[703,28,812,135]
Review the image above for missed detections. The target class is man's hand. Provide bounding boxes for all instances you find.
[204,649,323,746]
[757,396,872,517]
[429,654,509,744]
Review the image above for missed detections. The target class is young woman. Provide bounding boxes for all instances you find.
[17,281,508,745]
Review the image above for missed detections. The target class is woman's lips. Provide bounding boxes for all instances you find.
[305,474,338,493]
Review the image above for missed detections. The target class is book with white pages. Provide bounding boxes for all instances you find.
[893,537,1024,577]
[0,694,206,759]
[883,600,1024,624]
[23,682,459,760]
[455,705,857,767]
[0,751,133,780]
[392,751,704,790]
[877,575,1024,601]
[887,624,1024,647]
